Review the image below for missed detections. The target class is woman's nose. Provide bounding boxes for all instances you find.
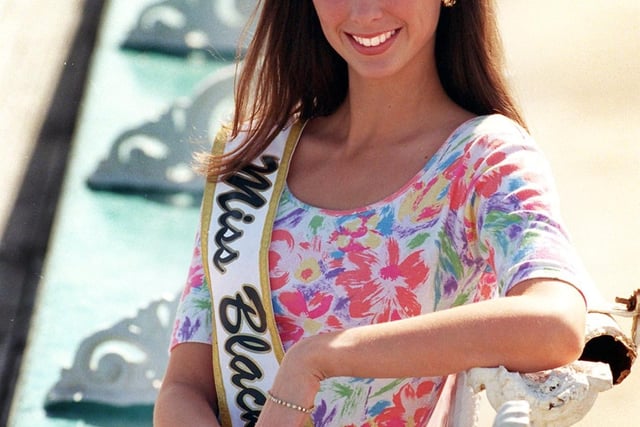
[350,0,384,25]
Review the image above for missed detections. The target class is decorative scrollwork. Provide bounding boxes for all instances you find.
[45,294,179,408]
[467,361,612,427]
[121,0,257,58]
[87,64,235,203]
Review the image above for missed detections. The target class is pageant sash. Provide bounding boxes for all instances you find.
[201,122,303,426]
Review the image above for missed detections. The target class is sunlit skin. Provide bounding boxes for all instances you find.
[153,1,588,426]
[287,0,469,212]
[259,2,585,425]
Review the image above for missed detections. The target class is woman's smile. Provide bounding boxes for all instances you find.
[347,28,400,56]
[349,29,398,48]
[312,0,442,80]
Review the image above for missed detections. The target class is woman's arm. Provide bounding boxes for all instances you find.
[258,278,586,426]
[154,343,221,427]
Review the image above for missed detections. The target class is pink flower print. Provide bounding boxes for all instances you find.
[442,150,474,211]
[398,178,445,224]
[294,255,322,284]
[485,245,496,273]
[291,238,326,285]
[338,240,428,322]
[463,215,478,245]
[275,314,304,348]
[475,151,519,199]
[181,242,205,300]
[187,261,204,289]
[275,290,336,346]
[269,229,295,290]
[329,215,383,255]
[473,273,496,302]
[375,381,435,427]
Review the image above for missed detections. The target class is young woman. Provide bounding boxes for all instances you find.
[154,0,594,425]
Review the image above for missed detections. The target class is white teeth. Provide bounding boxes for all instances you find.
[352,30,396,47]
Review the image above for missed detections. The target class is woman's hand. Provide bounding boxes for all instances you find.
[256,336,325,426]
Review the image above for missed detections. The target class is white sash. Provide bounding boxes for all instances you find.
[201,122,304,426]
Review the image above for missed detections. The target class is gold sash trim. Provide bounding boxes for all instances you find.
[201,122,304,426]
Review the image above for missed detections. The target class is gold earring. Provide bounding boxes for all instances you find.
[442,0,456,7]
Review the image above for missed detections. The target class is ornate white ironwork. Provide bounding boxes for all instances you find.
[474,289,639,427]
[87,64,236,202]
[468,361,612,427]
[492,400,531,427]
[121,0,257,57]
[45,295,178,408]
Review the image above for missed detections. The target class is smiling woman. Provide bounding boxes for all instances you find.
[153,1,598,426]
[312,0,441,78]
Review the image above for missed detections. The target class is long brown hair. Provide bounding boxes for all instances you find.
[201,0,526,179]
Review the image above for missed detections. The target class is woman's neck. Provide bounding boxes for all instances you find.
[329,65,465,151]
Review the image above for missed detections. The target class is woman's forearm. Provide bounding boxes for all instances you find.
[284,279,585,385]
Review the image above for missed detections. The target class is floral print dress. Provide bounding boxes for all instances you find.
[170,115,591,426]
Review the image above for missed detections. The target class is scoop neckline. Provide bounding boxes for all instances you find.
[284,114,494,216]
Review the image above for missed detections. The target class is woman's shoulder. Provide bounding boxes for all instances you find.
[445,114,538,158]
[453,114,531,143]
[432,114,544,178]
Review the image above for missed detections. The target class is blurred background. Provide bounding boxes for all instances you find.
[0,0,638,426]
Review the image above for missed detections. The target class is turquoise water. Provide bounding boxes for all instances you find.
[8,1,226,426]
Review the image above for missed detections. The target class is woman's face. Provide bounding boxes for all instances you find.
[312,0,443,81]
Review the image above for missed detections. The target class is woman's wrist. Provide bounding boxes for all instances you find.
[258,343,320,426]
[266,390,315,414]
[269,336,326,405]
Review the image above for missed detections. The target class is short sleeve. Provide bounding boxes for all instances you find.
[468,120,598,305]
[169,231,213,350]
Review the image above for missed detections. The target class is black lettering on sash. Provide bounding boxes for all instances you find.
[226,337,270,388]
[219,285,272,425]
[237,388,264,426]
[213,155,279,273]
[220,285,268,334]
